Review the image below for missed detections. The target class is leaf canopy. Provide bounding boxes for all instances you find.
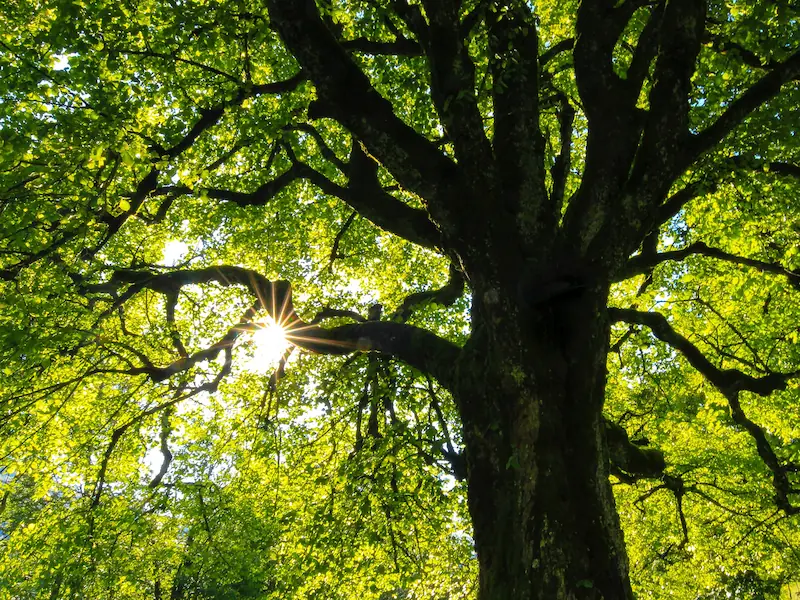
[1,0,799,598]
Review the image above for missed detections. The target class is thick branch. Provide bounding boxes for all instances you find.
[160,148,442,249]
[488,1,550,234]
[686,49,800,165]
[611,308,799,513]
[653,155,799,228]
[605,419,666,481]
[654,178,716,226]
[564,1,646,251]
[389,263,465,322]
[631,0,705,182]
[97,72,305,249]
[419,0,492,181]
[626,3,664,92]
[609,308,796,396]
[573,0,641,119]
[266,0,459,209]
[95,266,461,389]
[148,408,174,488]
[549,93,575,212]
[343,141,442,249]
[539,38,574,67]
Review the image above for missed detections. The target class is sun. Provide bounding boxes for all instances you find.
[249,317,289,370]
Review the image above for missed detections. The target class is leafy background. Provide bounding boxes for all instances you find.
[1,0,799,598]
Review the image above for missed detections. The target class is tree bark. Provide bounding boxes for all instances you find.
[454,282,632,599]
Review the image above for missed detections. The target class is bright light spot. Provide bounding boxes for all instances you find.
[143,446,164,478]
[51,54,71,71]
[246,318,288,373]
[162,240,189,266]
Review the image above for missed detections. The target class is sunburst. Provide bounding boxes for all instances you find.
[247,317,289,371]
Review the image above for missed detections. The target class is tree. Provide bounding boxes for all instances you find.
[1,0,799,597]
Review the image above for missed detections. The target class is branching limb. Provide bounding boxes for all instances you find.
[389,263,465,322]
[625,3,664,92]
[411,0,492,185]
[685,49,800,166]
[704,33,783,70]
[328,210,358,269]
[605,419,666,482]
[425,377,465,480]
[87,72,305,258]
[87,266,461,389]
[633,0,705,179]
[618,241,800,289]
[539,38,574,68]
[343,141,442,249]
[266,0,459,210]
[156,143,442,249]
[149,408,174,488]
[573,0,642,119]
[549,93,575,212]
[113,48,242,84]
[610,309,797,395]
[610,308,800,514]
[283,123,348,173]
[654,178,717,226]
[563,1,647,248]
[165,291,189,358]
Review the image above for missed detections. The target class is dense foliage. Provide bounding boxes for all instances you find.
[1,0,799,598]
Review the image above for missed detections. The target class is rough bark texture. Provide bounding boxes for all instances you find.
[453,278,631,599]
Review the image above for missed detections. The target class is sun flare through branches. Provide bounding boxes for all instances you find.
[247,317,289,372]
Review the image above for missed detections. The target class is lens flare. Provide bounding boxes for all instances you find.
[249,317,288,370]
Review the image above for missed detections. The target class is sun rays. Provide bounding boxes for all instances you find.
[249,317,289,369]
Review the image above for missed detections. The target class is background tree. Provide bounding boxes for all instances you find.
[1,0,799,598]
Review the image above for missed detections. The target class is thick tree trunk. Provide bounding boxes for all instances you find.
[454,283,632,599]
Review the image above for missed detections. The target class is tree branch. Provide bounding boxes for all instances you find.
[705,33,784,71]
[618,241,800,288]
[573,0,641,119]
[686,48,800,165]
[563,0,647,251]
[610,308,799,513]
[488,1,550,235]
[148,408,174,488]
[610,308,797,396]
[539,38,574,67]
[625,3,664,92]
[630,0,705,184]
[388,263,465,322]
[266,0,460,212]
[549,93,575,212]
[654,178,717,226]
[342,141,442,249]
[605,418,666,481]
[160,145,442,249]
[652,155,799,228]
[418,0,492,182]
[91,266,461,389]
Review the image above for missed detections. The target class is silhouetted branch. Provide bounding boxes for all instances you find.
[618,241,800,289]
[389,263,465,322]
[611,308,800,514]
[84,265,461,388]
[686,49,800,165]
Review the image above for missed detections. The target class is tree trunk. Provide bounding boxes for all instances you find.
[454,281,632,599]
